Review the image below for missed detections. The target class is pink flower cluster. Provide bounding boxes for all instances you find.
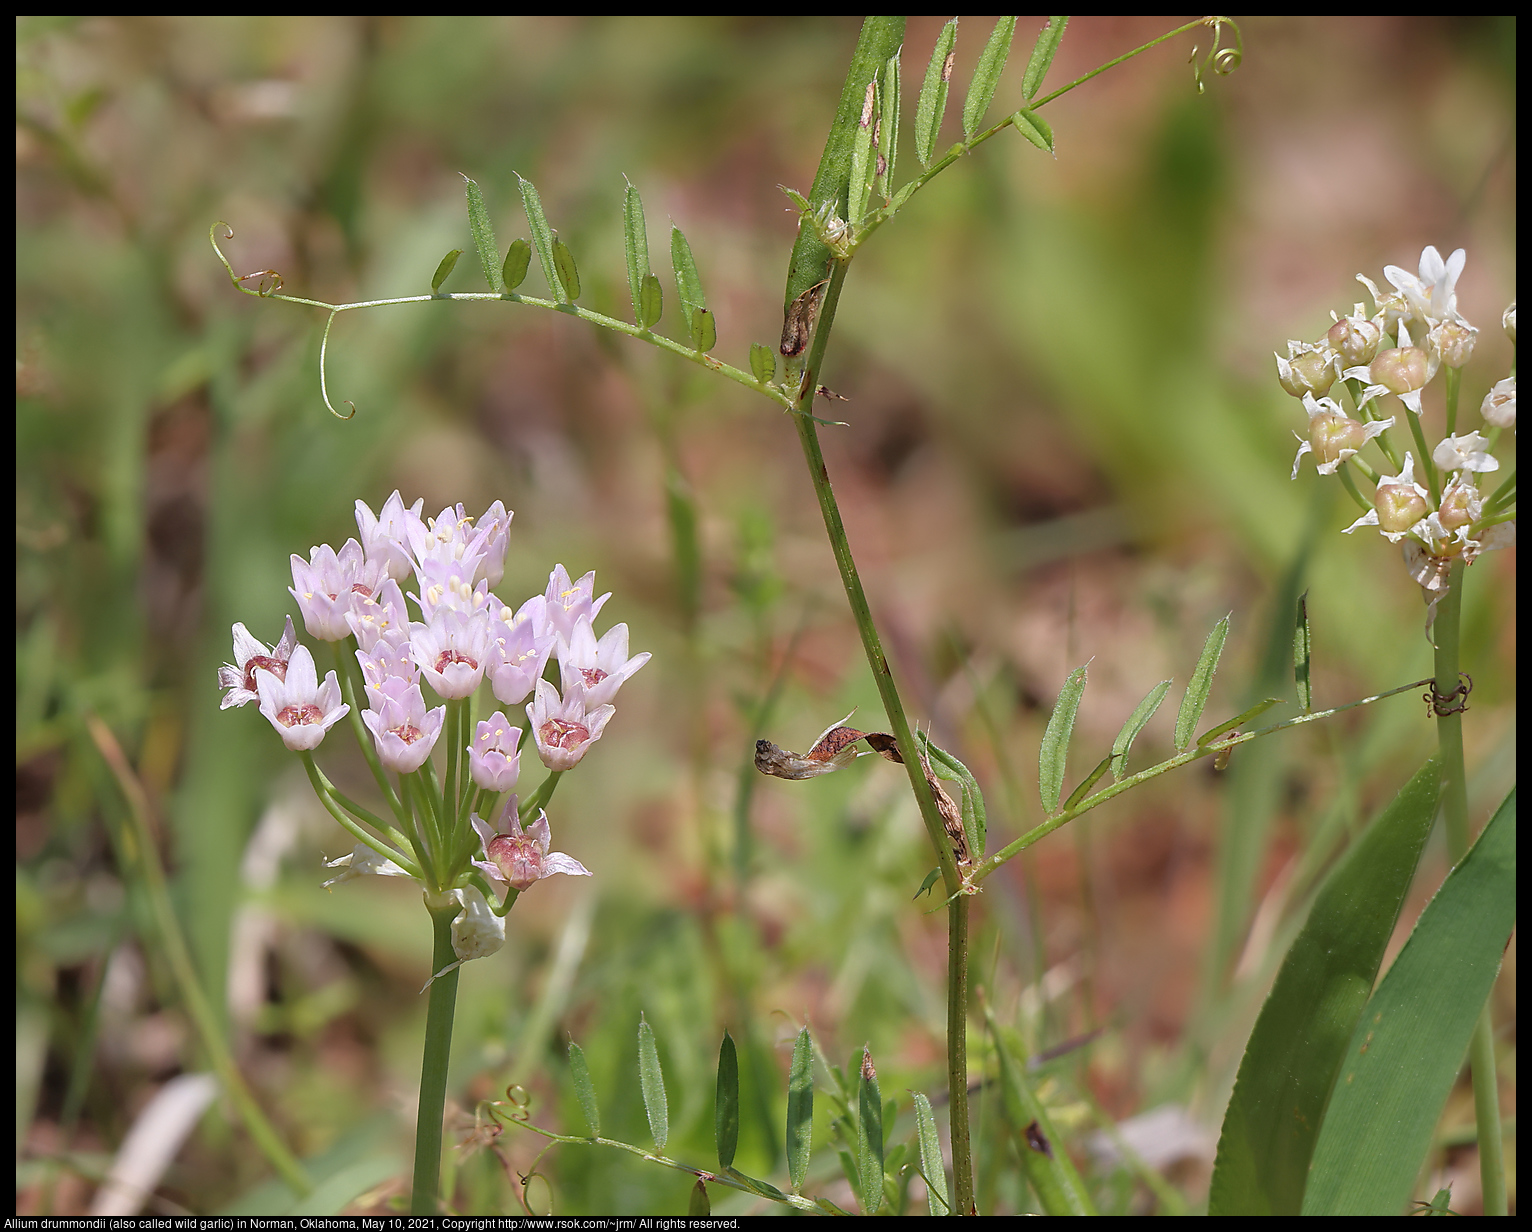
[219,492,650,773]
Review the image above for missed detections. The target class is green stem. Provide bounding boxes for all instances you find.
[947,896,974,1214]
[1430,561,1506,1216]
[787,258,972,1209]
[412,893,464,1214]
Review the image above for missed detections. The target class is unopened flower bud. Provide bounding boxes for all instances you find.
[1433,320,1477,369]
[1374,483,1428,534]
[1370,346,1429,396]
[1310,412,1367,467]
[1504,302,1516,344]
[1327,315,1382,368]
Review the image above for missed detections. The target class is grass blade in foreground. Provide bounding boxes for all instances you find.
[987,1006,1095,1215]
[1302,787,1516,1215]
[1208,757,1441,1214]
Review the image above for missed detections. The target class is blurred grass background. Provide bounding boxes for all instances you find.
[16,15,1515,1216]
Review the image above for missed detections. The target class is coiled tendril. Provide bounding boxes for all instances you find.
[1190,16,1243,95]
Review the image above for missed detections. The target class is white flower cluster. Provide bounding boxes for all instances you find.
[1276,248,1515,621]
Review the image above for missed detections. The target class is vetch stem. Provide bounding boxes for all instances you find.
[788,258,974,1212]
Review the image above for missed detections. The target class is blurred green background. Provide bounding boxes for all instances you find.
[17,16,1515,1216]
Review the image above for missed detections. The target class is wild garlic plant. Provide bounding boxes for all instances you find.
[208,16,1511,1219]
[218,493,647,1212]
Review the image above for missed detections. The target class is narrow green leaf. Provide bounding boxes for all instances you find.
[914,17,958,167]
[461,174,502,293]
[786,1027,814,1190]
[962,16,1018,142]
[855,1048,883,1215]
[987,1007,1096,1214]
[551,236,581,302]
[515,174,559,301]
[637,1015,669,1153]
[780,17,906,311]
[638,272,663,329]
[1208,759,1442,1215]
[622,178,650,326]
[689,306,717,353]
[1010,107,1054,154]
[914,867,942,899]
[670,225,706,333]
[501,238,531,292]
[1061,754,1111,813]
[846,77,878,224]
[875,50,900,200]
[1111,679,1171,782]
[1175,614,1230,752]
[912,1092,950,1216]
[688,1178,710,1217]
[1302,787,1514,1215]
[430,248,462,293]
[1039,663,1089,815]
[1020,16,1068,100]
[1293,590,1312,713]
[888,179,920,212]
[1196,698,1281,749]
[749,341,777,385]
[567,1040,600,1137]
[714,1032,740,1170]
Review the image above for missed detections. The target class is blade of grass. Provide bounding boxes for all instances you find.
[1302,788,1515,1215]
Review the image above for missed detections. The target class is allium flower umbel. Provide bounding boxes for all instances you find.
[1278,249,1516,628]
[222,496,645,960]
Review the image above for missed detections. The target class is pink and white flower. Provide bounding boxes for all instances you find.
[542,565,611,644]
[468,711,522,792]
[527,679,615,771]
[557,616,651,709]
[470,798,591,892]
[355,491,424,584]
[486,594,557,706]
[410,607,493,700]
[218,616,298,710]
[361,676,445,773]
[255,644,349,751]
[289,539,388,641]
